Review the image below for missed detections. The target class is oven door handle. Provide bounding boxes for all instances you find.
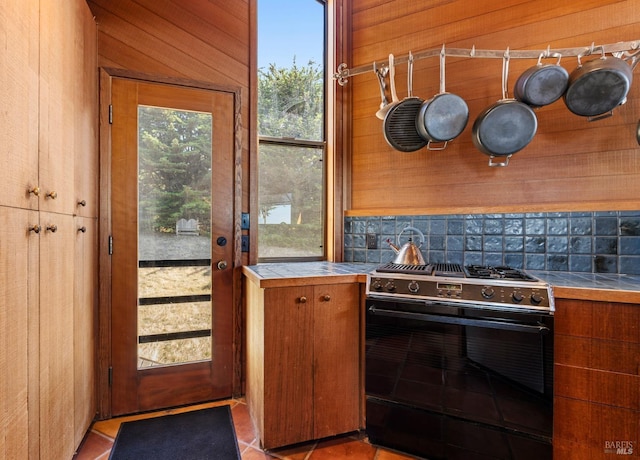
[368,306,550,334]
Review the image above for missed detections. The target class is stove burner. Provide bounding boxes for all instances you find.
[464,265,537,281]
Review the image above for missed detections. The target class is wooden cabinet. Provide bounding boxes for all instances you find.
[0,208,39,459]
[554,299,640,459]
[74,217,98,447]
[246,279,361,449]
[0,0,98,458]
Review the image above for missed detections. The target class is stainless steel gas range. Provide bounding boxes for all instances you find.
[365,263,555,460]
[366,262,554,313]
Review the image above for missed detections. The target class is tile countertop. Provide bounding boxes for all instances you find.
[530,270,640,304]
[242,262,640,304]
[242,262,378,288]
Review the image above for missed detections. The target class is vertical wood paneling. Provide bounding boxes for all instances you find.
[347,0,640,214]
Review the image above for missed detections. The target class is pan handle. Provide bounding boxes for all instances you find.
[587,110,614,122]
[427,140,448,151]
[488,154,512,167]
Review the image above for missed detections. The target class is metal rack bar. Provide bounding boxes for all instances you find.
[334,39,640,85]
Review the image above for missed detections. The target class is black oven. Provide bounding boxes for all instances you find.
[365,297,554,460]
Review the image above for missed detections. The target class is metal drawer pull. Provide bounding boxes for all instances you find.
[368,306,549,334]
[77,200,86,207]
[78,226,86,233]
[29,225,41,234]
[322,294,331,301]
[46,224,57,233]
[298,296,307,304]
[45,190,57,199]
[29,187,40,196]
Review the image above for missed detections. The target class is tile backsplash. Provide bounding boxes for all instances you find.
[343,211,640,275]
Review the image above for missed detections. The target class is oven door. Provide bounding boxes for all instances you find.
[365,298,553,460]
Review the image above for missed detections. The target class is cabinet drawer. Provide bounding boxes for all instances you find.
[555,334,640,375]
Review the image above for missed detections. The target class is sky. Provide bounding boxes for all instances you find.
[257,0,324,69]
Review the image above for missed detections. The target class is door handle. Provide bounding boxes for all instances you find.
[216,260,228,270]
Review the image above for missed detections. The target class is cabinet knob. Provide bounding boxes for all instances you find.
[45,190,58,200]
[46,224,57,233]
[78,226,87,233]
[29,225,41,234]
[298,296,307,304]
[216,260,228,270]
[77,200,87,207]
[322,294,331,301]
[29,186,40,197]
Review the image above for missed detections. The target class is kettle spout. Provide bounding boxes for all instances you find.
[387,239,400,253]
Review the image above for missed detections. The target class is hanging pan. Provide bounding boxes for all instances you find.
[514,52,569,108]
[472,52,538,167]
[416,45,469,150]
[564,46,637,121]
[383,52,427,152]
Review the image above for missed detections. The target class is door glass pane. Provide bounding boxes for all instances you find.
[137,105,212,369]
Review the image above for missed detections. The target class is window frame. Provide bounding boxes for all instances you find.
[256,0,329,263]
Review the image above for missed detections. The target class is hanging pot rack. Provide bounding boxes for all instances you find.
[333,39,640,86]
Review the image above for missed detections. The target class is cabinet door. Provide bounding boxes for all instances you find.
[38,213,75,459]
[313,283,360,439]
[263,286,314,447]
[0,2,39,210]
[73,4,98,218]
[39,1,77,215]
[554,299,640,459]
[0,207,38,458]
[73,216,97,447]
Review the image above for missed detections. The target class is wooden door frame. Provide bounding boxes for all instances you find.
[97,68,243,419]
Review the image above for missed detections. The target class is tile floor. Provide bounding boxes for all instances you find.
[73,398,420,459]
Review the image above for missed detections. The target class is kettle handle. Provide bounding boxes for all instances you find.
[398,226,425,247]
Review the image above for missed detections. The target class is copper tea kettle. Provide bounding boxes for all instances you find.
[387,226,426,265]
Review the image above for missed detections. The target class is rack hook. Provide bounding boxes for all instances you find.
[335,63,349,86]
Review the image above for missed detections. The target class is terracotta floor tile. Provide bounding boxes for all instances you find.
[376,447,422,459]
[73,431,113,460]
[308,436,377,459]
[267,441,315,460]
[231,400,259,446]
[241,445,279,459]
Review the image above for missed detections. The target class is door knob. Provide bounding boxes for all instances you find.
[217,260,228,270]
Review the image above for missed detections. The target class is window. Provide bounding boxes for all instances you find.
[257,0,326,261]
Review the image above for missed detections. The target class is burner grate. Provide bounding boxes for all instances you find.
[464,265,537,281]
[376,263,433,275]
[432,263,464,277]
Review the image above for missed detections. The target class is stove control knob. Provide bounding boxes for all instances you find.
[384,281,396,292]
[372,280,383,291]
[512,291,524,303]
[481,287,495,299]
[530,293,543,305]
[408,281,420,293]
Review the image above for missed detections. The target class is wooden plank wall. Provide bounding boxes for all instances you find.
[86,0,252,231]
[347,0,640,215]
